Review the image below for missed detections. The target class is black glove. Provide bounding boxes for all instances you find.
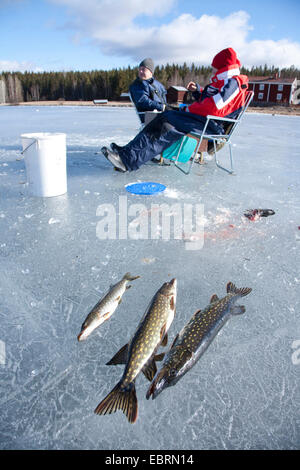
[165,104,179,111]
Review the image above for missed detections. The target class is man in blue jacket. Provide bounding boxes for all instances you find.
[129,58,167,123]
[101,48,248,173]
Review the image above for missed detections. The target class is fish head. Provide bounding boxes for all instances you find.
[159,278,177,304]
[146,344,191,400]
[77,323,90,341]
[159,277,177,294]
[77,317,105,341]
[146,365,178,400]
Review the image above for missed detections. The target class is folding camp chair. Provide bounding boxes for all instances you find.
[129,90,170,165]
[167,90,254,175]
[129,91,160,129]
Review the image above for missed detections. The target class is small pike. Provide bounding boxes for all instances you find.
[147,281,252,400]
[77,272,140,341]
[94,278,177,423]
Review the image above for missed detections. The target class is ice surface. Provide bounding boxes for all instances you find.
[0,105,299,450]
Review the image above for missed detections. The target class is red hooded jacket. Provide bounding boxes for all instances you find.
[187,48,248,118]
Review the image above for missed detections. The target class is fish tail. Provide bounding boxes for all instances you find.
[94,381,138,424]
[123,272,140,281]
[226,282,252,297]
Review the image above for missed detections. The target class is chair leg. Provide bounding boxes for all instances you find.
[174,137,202,175]
[214,141,235,174]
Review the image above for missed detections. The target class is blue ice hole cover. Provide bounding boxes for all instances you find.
[125,182,166,195]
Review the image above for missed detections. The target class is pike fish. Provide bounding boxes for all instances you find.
[94,278,177,423]
[77,272,140,341]
[147,281,252,400]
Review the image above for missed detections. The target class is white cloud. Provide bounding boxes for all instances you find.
[0,60,43,72]
[240,39,300,69]
[48,1,300,68]
[4,1,300,70]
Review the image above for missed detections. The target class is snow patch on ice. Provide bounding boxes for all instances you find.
[48,218,60,224]
[141,257,157,264]
[163,188,186,199]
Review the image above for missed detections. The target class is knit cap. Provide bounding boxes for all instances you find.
[211,48,241,70]
[139,58,154,74]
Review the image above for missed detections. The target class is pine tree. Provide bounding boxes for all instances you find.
[1,64,299,104]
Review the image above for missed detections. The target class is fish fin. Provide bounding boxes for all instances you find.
[231,305,246,315]
[106,343,129,365]
[142,358,157,382]
[170,333,179,349]
[123,272,140,281]
[162,333,168,347]
[154,353,165,362]
[170,295,175,311]
[194,309,202,319]
[146,375,156,400]
[94,381,138,424]
[210,294,219,303]
[226,282,252,297]
[160,326,168,347]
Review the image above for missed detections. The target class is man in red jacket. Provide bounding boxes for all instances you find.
[101,47,248,172]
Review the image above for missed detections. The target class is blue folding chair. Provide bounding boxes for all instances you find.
[164,90,254,174]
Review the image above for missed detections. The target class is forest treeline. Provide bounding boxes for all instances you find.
[1,63,299,103]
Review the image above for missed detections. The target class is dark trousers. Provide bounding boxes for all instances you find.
[119,110,224,171]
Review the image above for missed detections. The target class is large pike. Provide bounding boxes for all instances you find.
[94,278,177,423]
[147,281,252,400]
[77,272,140,341]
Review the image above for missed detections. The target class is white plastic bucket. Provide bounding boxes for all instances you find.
[21,132,67,197]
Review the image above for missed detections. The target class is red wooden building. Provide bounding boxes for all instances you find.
[167,86,188,104]
[248,75,298,106]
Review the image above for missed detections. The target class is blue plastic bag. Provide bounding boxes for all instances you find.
[162,136,198,163]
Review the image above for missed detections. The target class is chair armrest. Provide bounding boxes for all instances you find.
[144,110,161,125]
[145,110,159,115]
[189,132,228,139]
[205,115,238,123]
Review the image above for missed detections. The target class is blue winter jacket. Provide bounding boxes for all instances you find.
[129,77,167,122]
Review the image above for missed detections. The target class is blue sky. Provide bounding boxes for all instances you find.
[1,0,300,72]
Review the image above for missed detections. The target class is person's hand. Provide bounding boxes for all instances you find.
[179,104,188,112]
[186,81,197,92]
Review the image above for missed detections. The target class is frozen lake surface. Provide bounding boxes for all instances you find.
[0,105,299,450]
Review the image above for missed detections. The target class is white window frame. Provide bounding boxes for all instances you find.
[278,84,283,91]
[276,93,282,101]
[259,84,265,91]
[258,93,264,100]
